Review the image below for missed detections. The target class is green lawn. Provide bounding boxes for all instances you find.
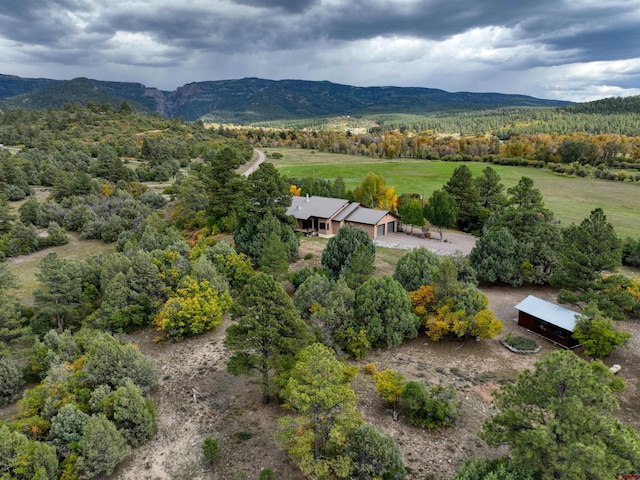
[268,147,640,238]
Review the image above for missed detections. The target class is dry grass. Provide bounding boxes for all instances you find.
[6,233,116,304]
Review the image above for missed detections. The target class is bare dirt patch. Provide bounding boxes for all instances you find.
[34,238,638,480]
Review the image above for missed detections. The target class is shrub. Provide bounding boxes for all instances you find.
[259,468,275,480]
[153,277,232,341]
[76,414,130,479]
[361,363,377,375]
[454,456,538,480]
[112,379,157,447]
[502,332,540,353]
[400,381,460,430]
[0,357,25,407]
[0,424,58,479]
[203,437,220,464]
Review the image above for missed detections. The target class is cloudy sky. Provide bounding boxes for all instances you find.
[1,0,639,102]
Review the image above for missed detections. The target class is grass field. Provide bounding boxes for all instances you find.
[6,234,116,304]
[268,147,640,239]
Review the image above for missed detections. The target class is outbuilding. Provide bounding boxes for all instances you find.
[514,295,581,349]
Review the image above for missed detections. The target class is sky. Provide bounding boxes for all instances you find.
[1,0,640,102]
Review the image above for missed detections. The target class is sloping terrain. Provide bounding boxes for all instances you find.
[0,74,570,122]
[111,239,640,480]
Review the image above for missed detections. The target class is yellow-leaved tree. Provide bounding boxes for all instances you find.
[154,277,231,341]
[353,173,397,212]
[373,369,406,420]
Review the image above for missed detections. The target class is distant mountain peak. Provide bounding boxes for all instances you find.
[0,73,572,123]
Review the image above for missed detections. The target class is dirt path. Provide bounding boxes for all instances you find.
[108,239,640,480]
[113,286,548,480]
[115,316,302,480]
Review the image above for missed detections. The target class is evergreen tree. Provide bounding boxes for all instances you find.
[293,273,333,319]
[481,350,640,479]
[243,162,292,221]
[469,227,525,286]
[443,165,479,232]
[393,247,441,291]
[259,232,289,280]
[34,253,86,331]
[553,208,622,291]
[112,379,157,447]
[354,276,419,349]
[202,145,247,227]
[277,343,361,479]
[475,166,506,210]
[346,423,406,480]
[321,225,375,281]
[0,424,58,479]
[0,357,25,407]
[235,213,299,264]
[225,273,309,403]
[48,403,89,458]
[343,243,376,289]
[0,192,13,234]
[76,414,130,479]
[487,176,562,284]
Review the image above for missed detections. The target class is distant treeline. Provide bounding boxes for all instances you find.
[225,126,640,182]
[249,99,640,137]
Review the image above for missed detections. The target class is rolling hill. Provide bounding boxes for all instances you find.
[0,74,570,123]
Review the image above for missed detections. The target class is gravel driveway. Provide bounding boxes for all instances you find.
[374,230,477,255]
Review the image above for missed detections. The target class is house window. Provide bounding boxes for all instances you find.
[319,222,326,230]
[534,319,547,331]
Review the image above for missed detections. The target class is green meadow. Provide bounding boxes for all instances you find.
[268,147,640,239]
[7,234,116,304]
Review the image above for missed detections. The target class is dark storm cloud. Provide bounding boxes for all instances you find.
[0,0,639,100]
[231,0,320,14]
[0,0,95,45]
[310,0,539,41]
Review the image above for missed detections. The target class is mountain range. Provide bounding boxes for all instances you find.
[0,73,571,123]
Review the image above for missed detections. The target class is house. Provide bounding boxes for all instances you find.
[514,295,581,349]
[286,195,399,239]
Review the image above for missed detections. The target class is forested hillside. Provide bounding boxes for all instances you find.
[1,105,639,480]
[0,74,569,122]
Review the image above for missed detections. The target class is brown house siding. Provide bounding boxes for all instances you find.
[348,223,376,238]
[517,311,580,348]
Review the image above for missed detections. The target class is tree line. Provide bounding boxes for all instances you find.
[226,126,640,183]
[1,105,639,479]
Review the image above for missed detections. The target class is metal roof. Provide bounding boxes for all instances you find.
[333,202,361,221]
[286,195,350,220]
[514,295,579,332]
[345,206,390,225]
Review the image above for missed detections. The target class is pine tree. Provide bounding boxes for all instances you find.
[225,273,309,403]
[259,232,289,281]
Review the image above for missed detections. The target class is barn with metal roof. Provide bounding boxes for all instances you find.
[514,295,581,348]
